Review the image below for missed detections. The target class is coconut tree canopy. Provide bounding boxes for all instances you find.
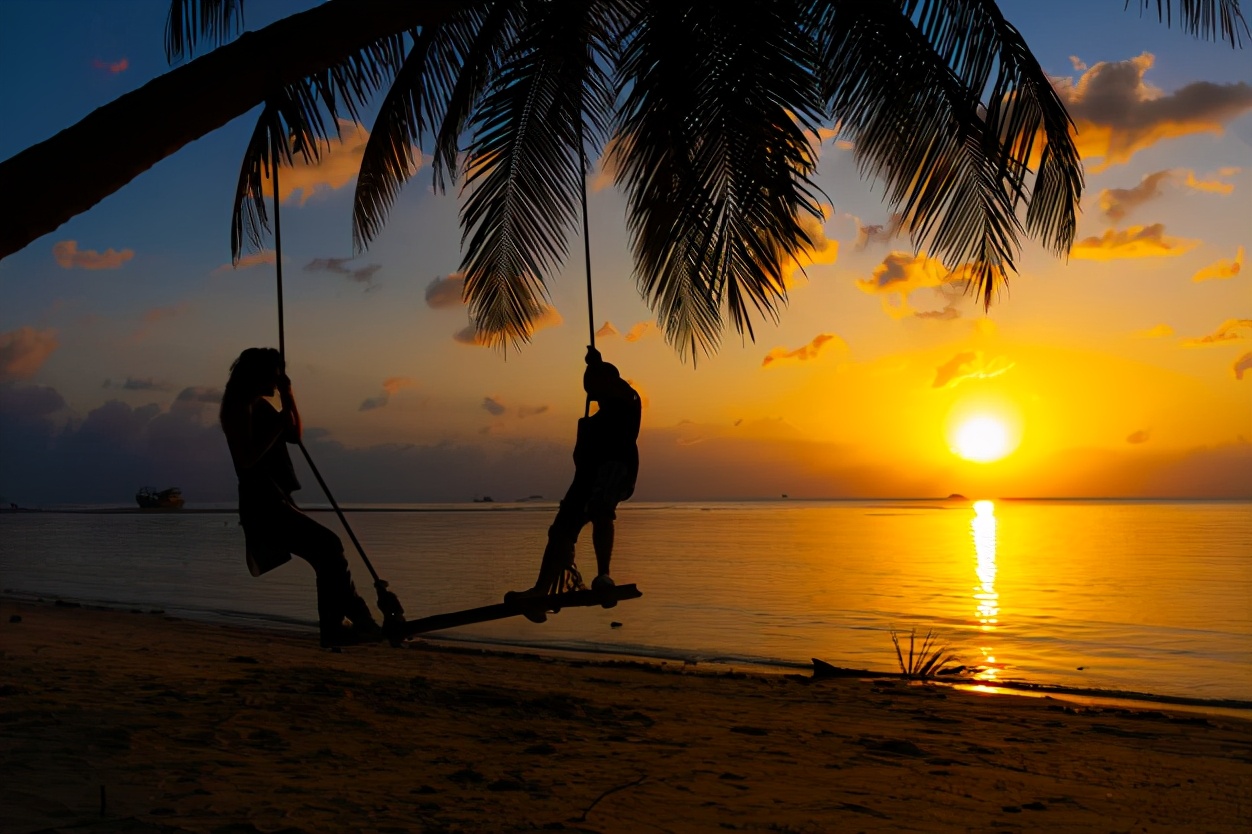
[1,0,1246,360]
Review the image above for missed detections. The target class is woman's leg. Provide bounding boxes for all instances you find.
[277,506,375,634]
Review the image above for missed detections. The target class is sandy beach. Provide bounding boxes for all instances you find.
[2,598,1249,834]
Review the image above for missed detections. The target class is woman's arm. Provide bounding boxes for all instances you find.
[277,374,302,443]
[222,398,287,471]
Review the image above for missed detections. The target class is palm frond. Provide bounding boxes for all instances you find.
[614,0,827,361]
[1130,0,1249,47]
[353,3,529,252]
[165,0,245,63]
[811,0,1083,307]
[230,35,407,261]
[459,0,621,350]
[230,100,287,262]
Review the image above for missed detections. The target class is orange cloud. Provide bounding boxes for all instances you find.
[93,57,129,74]
[1071,224,1198,261]
[1182,318,1252,347]
[1234,352,1252,380]
[425,273,465,309]
[214,250,277,273]
[1135,323,1174,339]
[761,333,845,368]
[783,206,839,288]
[130,304,189,343]
[624,321,654,343]
[382,376,415,396]
[360,376,416,411]
[590,135,624,192]
[1191,246,1244,282]
[262,120,395,205]
[1184,168,1239,194]
[856,251,951,318]
[1053,53,1252,171]
[0,327,58,381]
[1127,429,1151,444]
[53,240,134,270]
[595,321,618,338]
[932,351,1014,389]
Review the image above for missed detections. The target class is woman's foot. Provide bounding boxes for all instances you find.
[320,623,384,648]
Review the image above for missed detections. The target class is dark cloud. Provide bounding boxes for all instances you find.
[1127,429,1151,444]
[1097,170,1173,222]
[425,274,466,309]
[118,377,171,392]
[482,397,506,416]
[914,303,961,321]
[304,256,382,287]
[1182,318,1252,348]
[853,213,904,250]
[1234,352,1252,380]
[0,385,234,505]
[1055,53,1252,170]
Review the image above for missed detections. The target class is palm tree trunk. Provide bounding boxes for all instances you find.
[0,0,472,260]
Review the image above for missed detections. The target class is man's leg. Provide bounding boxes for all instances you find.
[590,516,613,579]
[587,460,628,589]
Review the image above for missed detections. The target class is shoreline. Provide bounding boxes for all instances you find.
[3,597,1249,833]
[8,591,1251,717]
[3,495,1250,514]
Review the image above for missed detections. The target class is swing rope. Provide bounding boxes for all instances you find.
[578,117,596,418]
[269,139,405,637]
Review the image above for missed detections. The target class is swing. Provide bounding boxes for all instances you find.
[250,101,641,645]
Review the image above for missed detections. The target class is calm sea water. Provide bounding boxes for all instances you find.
[1,500,1249,704]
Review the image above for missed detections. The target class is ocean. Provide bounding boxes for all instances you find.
[2,499,1249,706]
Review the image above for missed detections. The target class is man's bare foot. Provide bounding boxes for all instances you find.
[504,589,549,623]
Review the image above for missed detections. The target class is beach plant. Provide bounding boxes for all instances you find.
[2,1,1246,361]
[890,627,962,680]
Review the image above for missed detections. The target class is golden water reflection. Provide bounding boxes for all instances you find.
[972,500,1001,682]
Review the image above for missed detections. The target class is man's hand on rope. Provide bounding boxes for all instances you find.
[585,345,602,365]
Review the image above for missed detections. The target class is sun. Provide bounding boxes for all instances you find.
[951,415,1014,463]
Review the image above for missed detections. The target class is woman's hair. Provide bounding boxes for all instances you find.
[219,347,282,427]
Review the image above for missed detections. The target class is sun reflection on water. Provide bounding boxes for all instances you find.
[971,500,1001,682]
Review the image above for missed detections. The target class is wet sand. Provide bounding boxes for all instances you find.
[2,598,1249,833]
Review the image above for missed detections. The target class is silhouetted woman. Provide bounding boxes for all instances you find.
[220,348,381,647]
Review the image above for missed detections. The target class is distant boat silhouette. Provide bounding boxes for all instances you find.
[136,487,184,509]
[472,495,494,503]
[946,493,966,500]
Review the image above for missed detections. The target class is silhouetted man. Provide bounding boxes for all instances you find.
[508,346,641,617]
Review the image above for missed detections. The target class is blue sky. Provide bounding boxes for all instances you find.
[1,0,1249,504]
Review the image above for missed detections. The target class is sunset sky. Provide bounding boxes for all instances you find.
[1,0,1249,504]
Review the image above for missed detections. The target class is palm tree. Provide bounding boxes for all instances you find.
[2,0,1246,359]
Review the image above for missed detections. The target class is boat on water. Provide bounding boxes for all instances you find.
[135,487,185,509]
